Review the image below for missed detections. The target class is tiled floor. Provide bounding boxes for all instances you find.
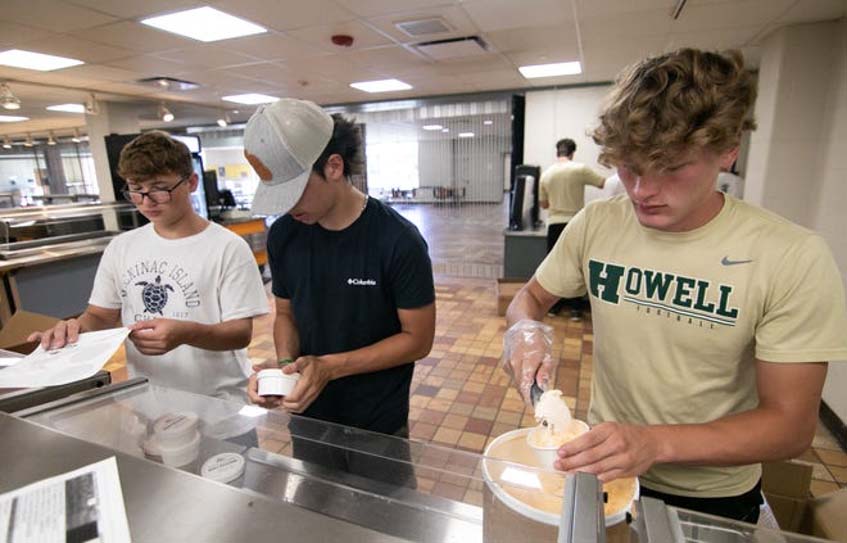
[103,275,846,500]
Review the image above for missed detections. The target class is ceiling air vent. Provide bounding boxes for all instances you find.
[136,76,200,91]
[414,36,489,61]
[395,17,452,37]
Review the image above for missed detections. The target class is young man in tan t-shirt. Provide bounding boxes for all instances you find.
[539,138,605,318]
[504,49,847,522]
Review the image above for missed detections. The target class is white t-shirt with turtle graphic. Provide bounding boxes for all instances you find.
[90,222,269,403]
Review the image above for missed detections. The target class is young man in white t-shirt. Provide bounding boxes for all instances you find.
[504,49,847,522]
[29,131,269,403]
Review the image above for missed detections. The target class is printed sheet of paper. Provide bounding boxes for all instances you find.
[0,328,130,388]
[0,456,131,543]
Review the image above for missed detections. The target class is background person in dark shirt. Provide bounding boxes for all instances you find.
[242,98,436,485]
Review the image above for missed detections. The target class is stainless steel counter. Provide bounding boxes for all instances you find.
[0,412,408,542]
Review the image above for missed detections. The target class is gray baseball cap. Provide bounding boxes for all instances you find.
[243,98,333,216]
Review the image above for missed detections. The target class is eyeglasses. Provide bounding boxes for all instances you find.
[122,176,187,205]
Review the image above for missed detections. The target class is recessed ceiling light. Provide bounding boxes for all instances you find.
[518,61,582,79]
[141,7,267,42]
[483,119,493,125]
[0,115,29,122]
[222,93,279,105]
[350,79,412,93]
[46,103,85,114]
[0,49,84,71]
[459,132,474,138]
[422,124,443,131]
[158,103,174,122]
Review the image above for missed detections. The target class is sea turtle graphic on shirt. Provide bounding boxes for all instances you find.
[136,275,175,315]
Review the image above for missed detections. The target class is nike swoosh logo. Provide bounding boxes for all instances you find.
[721,256,754,266]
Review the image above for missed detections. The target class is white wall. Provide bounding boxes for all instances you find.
[524,85,614,176]
[814,18,847,421]
[745,19,847,422]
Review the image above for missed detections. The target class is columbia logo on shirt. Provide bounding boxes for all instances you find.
[347,278,377,286]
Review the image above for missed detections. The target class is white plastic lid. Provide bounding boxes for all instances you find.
[153,412,199,441]
[257,368,284,379]
[201,452,246,483]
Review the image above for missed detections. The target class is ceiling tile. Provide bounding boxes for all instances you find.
[287,20,396,52]
[53,64,144,83]
[221,33,328,61]
[218,62,294,84]
[154,45,260,70]
[335,0,453,18]
[576,0,675,18]
[339,45,433,74]
[579,9,673,40]
[103,55,189,77]
[776,0,847,24]
[1,0,118,33]
[209,0,357,32]
[66,0,206,19]
[485,25,581,65]
[425,55,514,76]
[666,25,764,51]
[670,0,796,32]
[15,34,135,64]
[70,21,197,54]
[460,0,574,33]
[0,22,55,49]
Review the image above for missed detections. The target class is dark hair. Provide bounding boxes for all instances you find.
[556,138,576,158]
[312,113,363,179]
[118,130,193,181]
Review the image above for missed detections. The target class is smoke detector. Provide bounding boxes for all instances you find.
[331,34,354,47]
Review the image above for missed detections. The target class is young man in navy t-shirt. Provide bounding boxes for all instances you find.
[243,100,435,481]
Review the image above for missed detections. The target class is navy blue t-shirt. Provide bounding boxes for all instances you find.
[267,197,435,434]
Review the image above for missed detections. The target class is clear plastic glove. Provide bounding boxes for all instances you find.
[502,319,556,406]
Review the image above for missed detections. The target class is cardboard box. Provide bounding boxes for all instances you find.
[761,460,813,533]
[496,278,524,316]
[0,310,60,354]
[803,488,847,543]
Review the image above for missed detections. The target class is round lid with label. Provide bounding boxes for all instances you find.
[201,452,246,483]
[153,412,199,444]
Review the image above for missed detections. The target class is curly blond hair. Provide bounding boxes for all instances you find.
[592,48,757,173]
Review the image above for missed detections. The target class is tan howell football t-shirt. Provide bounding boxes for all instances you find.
[536,194,847,498]
[539,161,606,226]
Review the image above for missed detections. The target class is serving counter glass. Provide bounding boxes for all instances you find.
[0,201,140,259]
[12,379,837,543]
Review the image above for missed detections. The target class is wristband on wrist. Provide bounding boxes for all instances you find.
[278,358,293,367]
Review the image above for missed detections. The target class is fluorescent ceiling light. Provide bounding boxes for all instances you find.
[222,93,279,105]
[518,61,582,79]
[0,49,84,71]
[350,79,412,93]
[441,128,449,133]
[46,103,85,113]
[483,119,493,125]
[141,7,267,42]
[422,124,443,131]
[0,115,29,122]
[458,132,474,138]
